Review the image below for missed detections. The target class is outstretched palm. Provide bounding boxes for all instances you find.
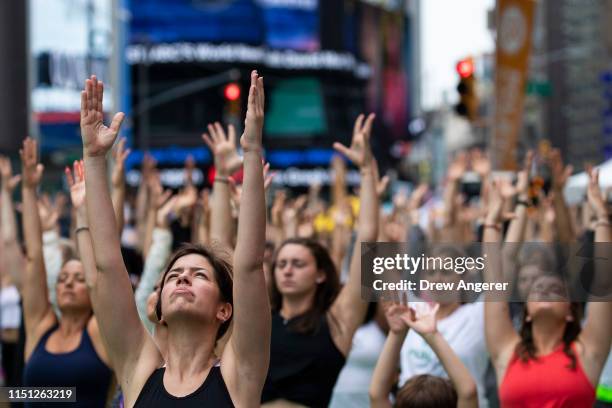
[80,75,125,157]
[241,70,265,153]
[202,122,242,176]
[20,138,43,188]
[66,160,86,210]
[586,165,607,220]
[0,156,21,191]
[383,300,412,334]
[333,113,375,169]
[401,302,439,336]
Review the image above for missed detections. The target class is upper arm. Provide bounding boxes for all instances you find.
[484,301,519,365]
[22,257,54,337]
[221,265,271,404]
[579,302,612,369]
[90,264,162,394]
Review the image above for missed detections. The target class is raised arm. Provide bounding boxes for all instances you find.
[402,302,478,408]
[483,180,519,368]
[80,76,160,395]
[19,138,55,338]
[579,166,612,380]
[443,153,467,228]
[135,195,175,334]
[221,70,271,404]
[65,160,98,290]
[202,122,242,251]
[548,149,575,242]
[369,299,410,408]
[111,137,130,237]
[0,156,24,289]
[330,113,379,355]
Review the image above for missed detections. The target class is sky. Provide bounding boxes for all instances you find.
[420,0,495,110]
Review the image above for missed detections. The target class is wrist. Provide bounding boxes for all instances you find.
[422,330,441,344]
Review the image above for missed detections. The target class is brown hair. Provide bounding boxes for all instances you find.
[155,243,233,340]
[395,374,457,408]
[517,302,583,369]
[270,238,340,334]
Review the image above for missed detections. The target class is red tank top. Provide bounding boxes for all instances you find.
[499,343,595,408]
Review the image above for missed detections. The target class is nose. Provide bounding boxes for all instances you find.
[176,273,192,286]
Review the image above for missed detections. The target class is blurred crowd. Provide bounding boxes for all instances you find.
[0,71,611,408]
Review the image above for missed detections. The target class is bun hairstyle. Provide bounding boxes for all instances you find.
[155,243,233,340]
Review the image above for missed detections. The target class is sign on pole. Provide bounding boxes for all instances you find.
[492,0,536,170]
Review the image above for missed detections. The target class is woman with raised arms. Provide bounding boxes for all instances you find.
[80,70,270,407]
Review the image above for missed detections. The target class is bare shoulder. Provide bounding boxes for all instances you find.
[117,332,164,408]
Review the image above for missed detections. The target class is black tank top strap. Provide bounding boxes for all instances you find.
[134,365,235,407]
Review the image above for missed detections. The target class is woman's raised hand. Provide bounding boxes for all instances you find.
[80,75,125,157]
[333,113,375,170]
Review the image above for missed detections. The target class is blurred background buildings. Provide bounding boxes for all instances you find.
[1,0,611,188]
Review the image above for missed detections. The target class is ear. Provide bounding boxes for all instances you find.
[315,270,327,284]
[525,315,532,322]
[565,314,574,322]
[216,302,233,323]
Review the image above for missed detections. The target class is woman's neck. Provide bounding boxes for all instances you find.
[58,310,90,336]
[531,318,567,355]
[165,321,217,380]
[280,291,316,321]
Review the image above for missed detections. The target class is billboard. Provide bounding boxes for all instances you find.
[130,0,319,51]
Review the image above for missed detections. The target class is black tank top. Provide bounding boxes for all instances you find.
[134,365,234,407]
[261,312,346,407]
[23,324,113,408]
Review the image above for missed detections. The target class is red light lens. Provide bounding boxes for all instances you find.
[456,60,474,78]
[224,83,241,101]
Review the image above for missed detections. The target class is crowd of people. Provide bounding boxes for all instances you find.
[0,69,611,407]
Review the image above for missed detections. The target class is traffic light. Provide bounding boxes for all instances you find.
[455,58,478,121]
[223,82,241,123]
[224,83,241,101]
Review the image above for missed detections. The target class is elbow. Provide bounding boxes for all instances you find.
[368,388,385,406]
[459,381,478,403]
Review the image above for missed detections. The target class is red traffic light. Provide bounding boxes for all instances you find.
[224,83,241,101]
[456,59,474,78]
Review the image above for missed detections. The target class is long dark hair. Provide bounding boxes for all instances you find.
[516,302,583,369]
[155,243,233,340]
[270,238,340,334]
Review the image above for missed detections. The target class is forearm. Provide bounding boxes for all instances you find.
[424,332,477,404]
[357,167,379,241]
[370,330,406,403]
[234,152,266,271]
[3,240,24,290]
[135,227,172,326]
[42,229,62,311]
[1,188,18,242]
[75,209,99,292]
[22,187,43,260]
[84,156,124,271]
[135,182,148,251]
[231,150,270,375]
[210,179,234,249]
[142,206,155,259]
[553,193,574,241]
[442,181,459,227]
[111,184,125,237]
